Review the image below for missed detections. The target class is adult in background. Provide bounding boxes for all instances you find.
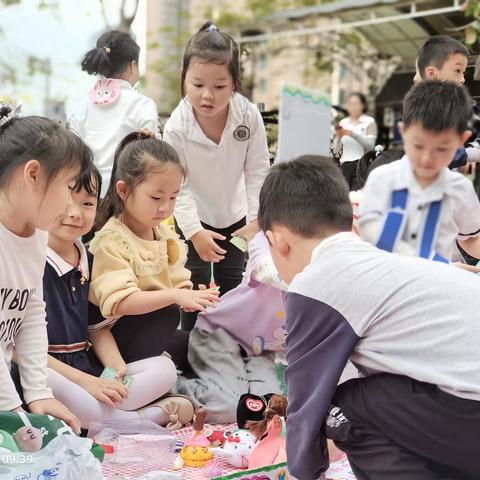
[333,92,377,190]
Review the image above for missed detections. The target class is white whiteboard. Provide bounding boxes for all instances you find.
[276,84,332,163]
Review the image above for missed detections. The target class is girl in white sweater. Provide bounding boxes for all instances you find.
[0,105,90,433]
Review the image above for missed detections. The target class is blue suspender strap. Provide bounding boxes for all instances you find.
[420,200,449,263]
[376,189,408,253]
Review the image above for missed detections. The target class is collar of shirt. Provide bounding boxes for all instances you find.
[46,239,90,280]
[311,231,360,263]
[180,93,245,146]
[394,155,452,201]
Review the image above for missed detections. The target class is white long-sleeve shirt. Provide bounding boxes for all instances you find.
[0,224,52,410]
[163,93,270,240]
[70,79,159,197]
[333,114,377,164]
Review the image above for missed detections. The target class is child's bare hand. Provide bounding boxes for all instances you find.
[453,262,480,273]
[112,362,128,379]
[232,220,259,242]
[29,398,81,434]
[174,288,219,312]
[80,375,128,407]
[191,229,226,262]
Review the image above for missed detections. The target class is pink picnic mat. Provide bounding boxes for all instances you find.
[101,423,356,479]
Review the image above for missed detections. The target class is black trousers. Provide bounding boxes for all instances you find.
[176,218,246,331]
[341,160,359,191]
[326,374,480,479]
[88,304,191,373]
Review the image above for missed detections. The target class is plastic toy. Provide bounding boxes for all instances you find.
[180,407,213,467]
[210,429,256,469]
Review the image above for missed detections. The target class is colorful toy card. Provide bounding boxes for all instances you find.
[100,367,133,389]
[230,235,248,252]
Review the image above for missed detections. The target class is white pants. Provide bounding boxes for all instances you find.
[48,356,177,428]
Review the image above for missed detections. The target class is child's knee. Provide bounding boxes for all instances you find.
[151,355,178,390]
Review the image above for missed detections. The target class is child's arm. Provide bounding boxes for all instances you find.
[458,236,480,260]
[13,285,80,432]
[285,290,359,479]
[89,328,127,377]
[243,107,270,229]
[136,97,159,134]
[47,354,128,406]
[455,178,480,261]
[115,288,219,316]
[162,127,203,241]
[90,235,219,317]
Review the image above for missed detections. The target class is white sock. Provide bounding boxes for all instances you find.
[140,406,168,426]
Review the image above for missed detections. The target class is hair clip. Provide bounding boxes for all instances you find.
[103,46,111,54]
[137,128,155,139]
[207,24,218,32]
[0,103,22,129]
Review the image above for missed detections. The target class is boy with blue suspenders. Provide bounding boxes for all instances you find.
[360,81,480,263]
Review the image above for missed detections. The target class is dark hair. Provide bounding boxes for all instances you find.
[81,30,140,77]
[73,161,102,202]
[96,131,185,229]
[258,156,353,238]
[0,109,92,191]
[403,80,472,134]
[356,149,404,189]
[417,35,469,79]
[246,394,287,440]
[181,21,241,97]
[349,92,368,114]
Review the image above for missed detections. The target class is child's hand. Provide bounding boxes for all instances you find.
[80,374,128,407]
[453,262,480,273]
[232,220,260,242]
[174,288,220,312]
[111,362,128,379]
[191,229,227,262]
[29,398,81,434]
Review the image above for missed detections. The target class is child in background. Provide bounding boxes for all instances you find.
[360,81,480,263]
[45,163,187,430]
[70,30,158,197]
[413,35,480,168]
[0,106,87,433]
[163,22,270,330]
[88,131,218,413]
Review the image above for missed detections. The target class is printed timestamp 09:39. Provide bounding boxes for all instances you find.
[0,454,33,464]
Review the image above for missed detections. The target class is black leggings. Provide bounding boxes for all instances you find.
[340,160,359,191]
[88,304,190,372]
[176,218,246,331]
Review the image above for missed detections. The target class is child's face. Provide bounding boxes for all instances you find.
[34,168,78,231]
[120,166,183,230]
[50,185,98,241]
[184,57,234,121]
[418,53,468,86]
[400,122,469,186]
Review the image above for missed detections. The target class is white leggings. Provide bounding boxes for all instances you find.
[48,356,177,428]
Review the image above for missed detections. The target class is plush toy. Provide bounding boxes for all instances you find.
[246,394,288,469]
[0,411,104,461]
[180,407,213,467]
[209,429,256,469]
